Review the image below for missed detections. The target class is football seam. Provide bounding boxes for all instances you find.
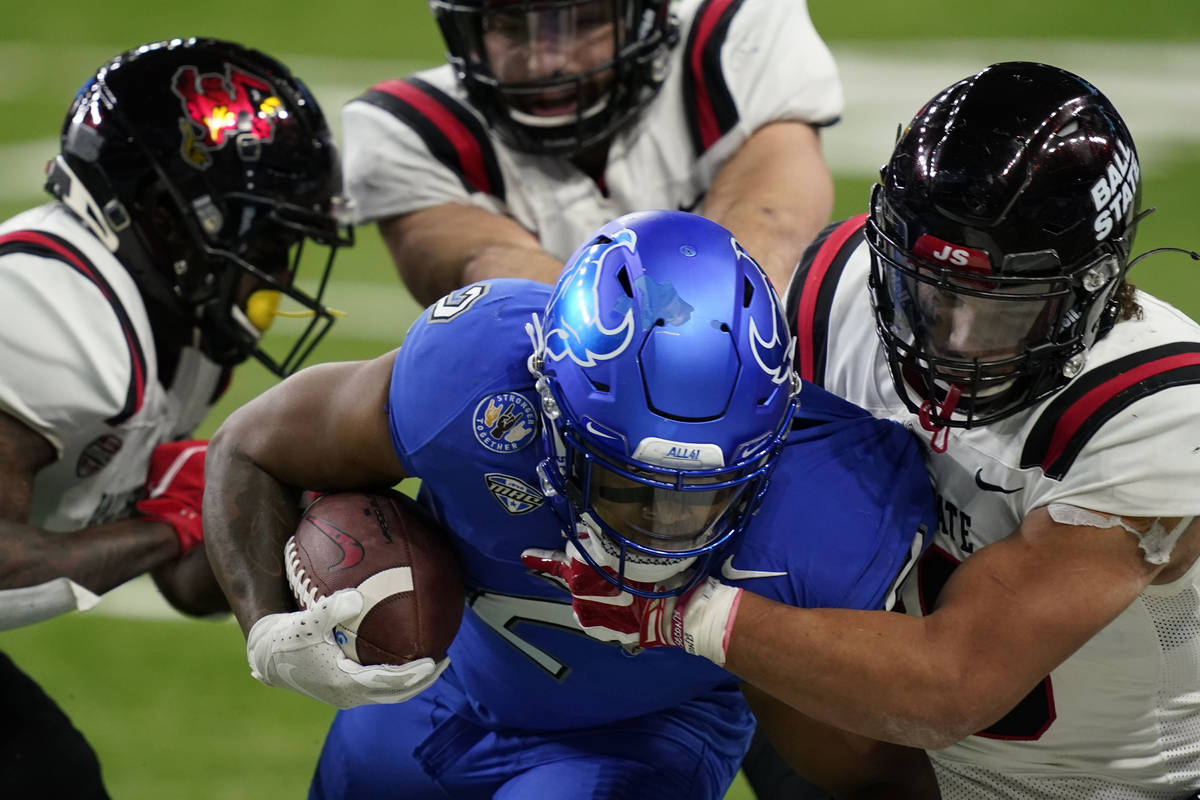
[284,535,325,609]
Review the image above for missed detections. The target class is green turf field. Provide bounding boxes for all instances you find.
[1,3,1198,798]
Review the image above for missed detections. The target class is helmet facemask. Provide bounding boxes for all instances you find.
[532,374,789,596]
[179,189,352,374]
[431,0,676,155]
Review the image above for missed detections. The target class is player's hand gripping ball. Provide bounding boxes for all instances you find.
[285,490,464,666]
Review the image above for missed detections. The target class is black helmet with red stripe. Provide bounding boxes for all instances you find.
[866,61,1141,428]
[46,37,353,376]
[429,0,677,156]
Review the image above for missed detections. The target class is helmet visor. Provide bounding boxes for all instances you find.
[479,0,621,121]
[868,220,1069,380]
[893,268,1060,365]
[586,461,748,554]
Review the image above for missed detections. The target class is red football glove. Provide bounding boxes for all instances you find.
[520,539,744,665]
[135,439,207,556]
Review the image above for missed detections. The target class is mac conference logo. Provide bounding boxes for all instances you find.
[484,473,544,515]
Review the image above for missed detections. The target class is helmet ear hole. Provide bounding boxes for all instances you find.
[616,266,634,297]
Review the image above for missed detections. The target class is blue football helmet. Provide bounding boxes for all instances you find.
[527,210,799,596]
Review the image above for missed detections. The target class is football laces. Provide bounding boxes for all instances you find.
[284,535,324,609]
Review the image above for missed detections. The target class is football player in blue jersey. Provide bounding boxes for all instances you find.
[203,209,939,798]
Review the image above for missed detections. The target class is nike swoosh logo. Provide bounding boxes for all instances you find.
[275,662,311,695]
[974,469,1022,494]
[307,516,365,570]
[721,555,787,581]
[585,421,619,439]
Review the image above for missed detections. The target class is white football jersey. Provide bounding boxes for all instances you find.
[341,0,842,262]
[0,203,224,533]
[786,217,1200,798]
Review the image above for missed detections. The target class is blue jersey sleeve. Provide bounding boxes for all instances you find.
[720,382,935,612]
[387,280,543,477]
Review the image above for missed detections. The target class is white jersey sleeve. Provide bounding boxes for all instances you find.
[0,205,224,535]
[0,247,139,455]
[789,221,1200,798]
[341,69,508,225]
[1020,293,1200,520]
[719,0,842,132]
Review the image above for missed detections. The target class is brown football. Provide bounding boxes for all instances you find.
[284,490,464,666]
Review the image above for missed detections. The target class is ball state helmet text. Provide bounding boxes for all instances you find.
[46,37,353,377]
[429,0,677,156]
[866,61,1141,428]
[528,210,798,596]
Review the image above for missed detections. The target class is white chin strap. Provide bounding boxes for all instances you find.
[576,516,696,584]
[230,303,266,343]
[50,156,121,252]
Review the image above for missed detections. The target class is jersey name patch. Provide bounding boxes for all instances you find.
[472,393,538,453]
[485,473,544,515]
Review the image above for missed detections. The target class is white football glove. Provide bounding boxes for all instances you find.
[246,589,449,709]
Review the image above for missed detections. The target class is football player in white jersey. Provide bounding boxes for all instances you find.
[780,62,1200,798]
[546,62,1200,798]
[341,0,842,303]
[0,38,351,797]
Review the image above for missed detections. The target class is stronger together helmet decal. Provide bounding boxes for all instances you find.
[173,65,282,169]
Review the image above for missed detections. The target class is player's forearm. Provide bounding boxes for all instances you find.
[703,121,834,292]
[203,422,301,636]
[709,193,830,294]
[0,516,178,595]
[151,543,230,617]
[725,591,978,749]
[460,243,564,289]
[383,207,560,306]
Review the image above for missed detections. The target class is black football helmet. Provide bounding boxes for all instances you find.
[429,0,677,155]
[46,37,353,377]
[866,61,1141,428]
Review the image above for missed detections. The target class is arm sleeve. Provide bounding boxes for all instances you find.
[0,253,133,455]
[341,71,509,225]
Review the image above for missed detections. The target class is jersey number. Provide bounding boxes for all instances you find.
[468,589,583,682]
[914,546,1057,741]
[428,284,490,323]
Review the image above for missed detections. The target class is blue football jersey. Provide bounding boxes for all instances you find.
[387,279,934,732]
